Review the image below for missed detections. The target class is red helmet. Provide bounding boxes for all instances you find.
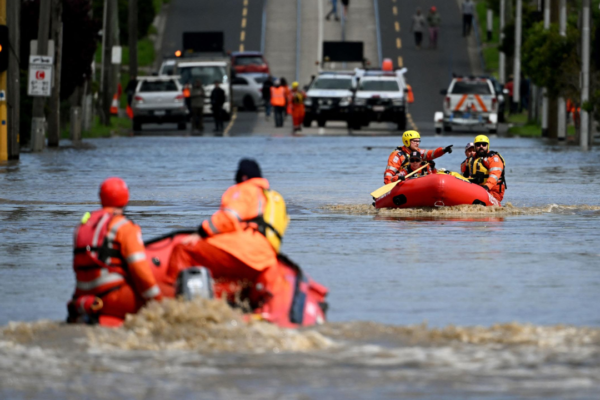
[431,6,437,12]
[99,177,129,207]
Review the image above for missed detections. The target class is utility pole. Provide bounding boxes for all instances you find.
[30,0,52,152]
[513,0,522,111]
[0,0,7,162]
[557,0,566,140]
[47,0,62,147]
[7,0,19,159]
[100,0,115,125]
[541,0,550,136]
[129,0,138,81]
[499,0,506,84]
[580,0,590,148]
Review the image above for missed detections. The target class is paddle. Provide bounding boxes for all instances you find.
[370,163,429,199]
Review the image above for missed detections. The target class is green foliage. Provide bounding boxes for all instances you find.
[93,0,157,44]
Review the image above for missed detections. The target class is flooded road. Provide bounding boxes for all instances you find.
[1,135,600,399]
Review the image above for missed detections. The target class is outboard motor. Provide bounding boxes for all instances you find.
[176,267,214,300]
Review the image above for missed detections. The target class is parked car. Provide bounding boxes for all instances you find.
[158,59,176,76]
[434,76,498,134]
[303,71,355,127]
[131,76,188,132]
[232,73,268,110]
[231,51,270,74]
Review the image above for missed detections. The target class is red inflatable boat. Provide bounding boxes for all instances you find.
[142,230,328,328]
[374,173,500,208]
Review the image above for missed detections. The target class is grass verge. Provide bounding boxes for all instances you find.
[62,116,131,139]
[475,1,500,76]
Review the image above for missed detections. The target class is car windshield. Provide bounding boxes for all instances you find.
[311,78,352,90]
[160,65,175,76]
[139,80,178,92]
[235,56,264,66]
[360,80,399,91]
[253,75,268,84]
[179,66,227,85]
[451,81,491,94]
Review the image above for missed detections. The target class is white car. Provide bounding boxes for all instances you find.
[158,59,176,76]
[303,72,355,127]
[232,73,268,110]
[131,76,188,132]
[349,68,408,131]
[435,77,498,133]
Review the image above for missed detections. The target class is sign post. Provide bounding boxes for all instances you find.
[28,55,53,97]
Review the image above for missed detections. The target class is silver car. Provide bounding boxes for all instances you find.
[232,73,268,110]
[132,76,189,131]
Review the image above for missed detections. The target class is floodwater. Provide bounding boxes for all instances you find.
[1,135,600,399]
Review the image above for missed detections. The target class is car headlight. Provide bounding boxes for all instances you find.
[339,96,352,107]
[393,98,404,106]
[304,98,312,106]
[354,98,366,106]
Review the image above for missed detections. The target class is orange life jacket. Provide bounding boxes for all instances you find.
[270,86,286,107]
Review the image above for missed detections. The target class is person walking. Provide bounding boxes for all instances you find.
[261,76,273,121]
[190,79,205,133]
[519,73,530,113]
[341,0,349,18]
[270,80,286,128]
[427,6,441,49]
[326,0,339,21]
[290,82,306,133]
[462,0,474,37]
[411,8,426,50]
[280,77,292,118]
[210,81,226,133]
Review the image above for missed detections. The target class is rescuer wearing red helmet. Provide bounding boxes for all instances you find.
[461,142,476,177]
[384,130,452,184]
[398,151,437,180]
[68,177,162,325]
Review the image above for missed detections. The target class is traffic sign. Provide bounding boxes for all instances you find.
[27,55,53,97]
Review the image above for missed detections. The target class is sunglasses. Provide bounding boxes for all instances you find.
[410,158,421,163]
[411,140,421,143]
[474,143,488,147]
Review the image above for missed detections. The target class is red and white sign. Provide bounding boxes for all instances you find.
[28,55,53,97]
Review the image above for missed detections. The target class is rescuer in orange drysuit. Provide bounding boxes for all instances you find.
[398,151,437,180]
[461,142,476,177]
[466,135,506,202]
[168,159,286,307]
[290,81,306,133]
[69,177,162,324]
[384,130,453,184]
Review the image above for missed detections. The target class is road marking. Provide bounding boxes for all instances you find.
[396,38,401,49]
[395,21,400,32]
[407,113,418,130]
[239,44,245,51]
[224,108,237,136]
[397,56,403,67]
[243,7,247,16]
[240,31,246,41]
[242,18,246,28]
[392,6,397,15]
[244,0,248,5]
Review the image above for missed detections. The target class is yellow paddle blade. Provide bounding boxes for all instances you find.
[370,181,399,199]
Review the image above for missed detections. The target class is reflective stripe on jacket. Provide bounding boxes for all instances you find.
[384,146,445,184]
[270,86,286,107]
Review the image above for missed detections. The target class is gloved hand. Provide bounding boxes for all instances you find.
[443,145,453,154]
[429,161,436,169]
[482,185,490,192]
[198,223,209,238]
[397,175,406,182]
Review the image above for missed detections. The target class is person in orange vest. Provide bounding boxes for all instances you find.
[290,82,306,133]
[384,130,452,184]
[271,80,287,127]
[461,142,475,177]
[399,151,438,179]
[169,159,286,308]
[281,77,293,116]
[68,177,162,325]
[466,135,507,202]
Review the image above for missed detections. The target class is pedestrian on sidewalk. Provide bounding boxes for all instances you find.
[411,8,426,50]
[210,81,226,133]
[271,80,286,128]
[341,0,349,18]
[462,0,474,37]
[280,77,292,118]
[290,82,306,133]
[519,73,530,113]
[326,0,340,21]
[190,79,205,133]
[504,75,516,114]
[427,6,441,49]
[262,76,273,121]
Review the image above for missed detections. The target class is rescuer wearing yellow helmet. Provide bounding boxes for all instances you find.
[383,130,453,184]
[466,135,507,202]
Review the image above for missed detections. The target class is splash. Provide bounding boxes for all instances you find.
[322,203,600,217]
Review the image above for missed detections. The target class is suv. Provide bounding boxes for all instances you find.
[303,72,355,127]
[434,77,498,133]
[349,69,408,131]
[131,76,188,131]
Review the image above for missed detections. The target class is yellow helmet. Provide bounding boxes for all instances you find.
[402,130,421,147]
[291,81,299,89]
[474,135,490,146]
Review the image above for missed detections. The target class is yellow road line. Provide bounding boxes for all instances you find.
[397,56,403,67]
[407,113,418,130]
[239,43,245,51]
[244,0,248,5]
[240,31,245,41]
[224,108,237,136]
[242,18,246,28]
[395,21,400,32]
[396,38,401,49]
[243,7,247,16]
[392,6,397,15]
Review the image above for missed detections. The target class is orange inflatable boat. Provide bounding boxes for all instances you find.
[374,173,500,208]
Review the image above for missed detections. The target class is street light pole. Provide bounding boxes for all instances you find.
[499,0,505,84]
[557,0,566,140]
[512,0,522,110]
[541,0,550,136]
[580,0,590,148]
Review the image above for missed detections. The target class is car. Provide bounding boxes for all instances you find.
[349,69,408,131]
[231,51,270,74]
[131,76,189,131]
[434,77,498,134]
[158,59,177,76]
[303,72,355,127]
[232,73,268,110]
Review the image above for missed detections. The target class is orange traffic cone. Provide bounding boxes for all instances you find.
[110,94,119,115]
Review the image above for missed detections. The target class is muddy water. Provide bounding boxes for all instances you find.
[1,136,600,399]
